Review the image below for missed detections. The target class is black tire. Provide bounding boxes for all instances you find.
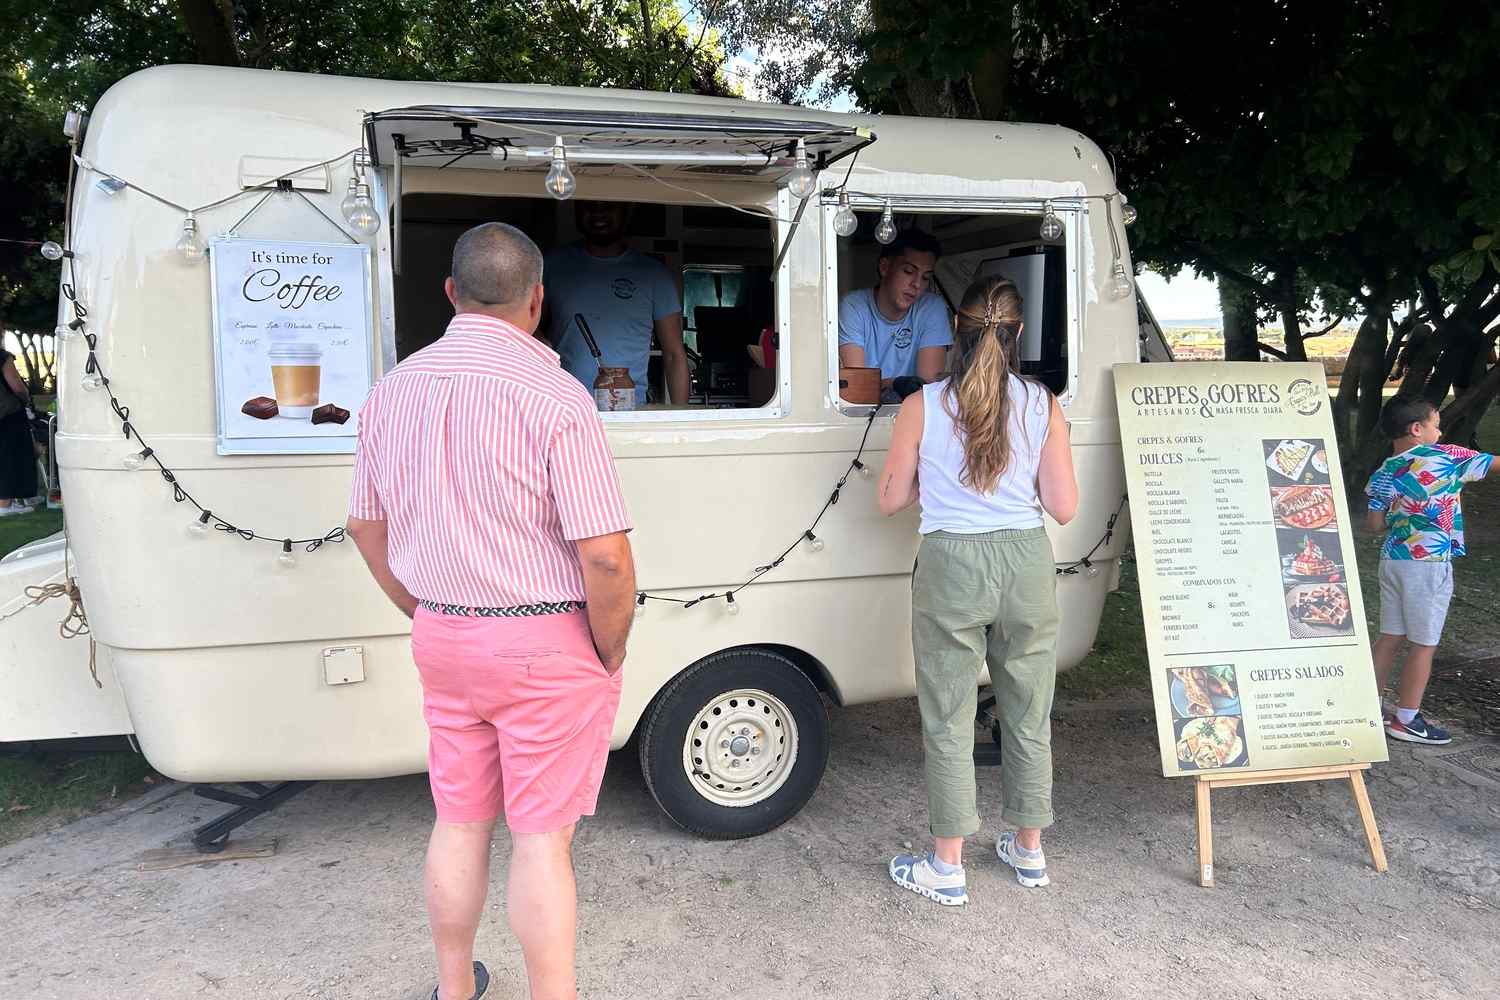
[638,648,830,839]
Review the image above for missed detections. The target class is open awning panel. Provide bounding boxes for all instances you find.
[363,105,875,180]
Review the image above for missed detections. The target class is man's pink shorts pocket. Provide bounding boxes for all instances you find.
[410,608,622,833]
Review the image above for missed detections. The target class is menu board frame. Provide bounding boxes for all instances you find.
[1113,361,1388,778]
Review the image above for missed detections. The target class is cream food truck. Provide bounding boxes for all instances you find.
[1,65,1137,842]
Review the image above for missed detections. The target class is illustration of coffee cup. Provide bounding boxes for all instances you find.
[268,341,322,419]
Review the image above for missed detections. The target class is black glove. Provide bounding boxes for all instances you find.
[891,376,925,400]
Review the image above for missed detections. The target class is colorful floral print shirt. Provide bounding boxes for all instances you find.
[1366,443,1493,561]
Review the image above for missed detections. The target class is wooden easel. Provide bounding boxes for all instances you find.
[1193,763,1387,887]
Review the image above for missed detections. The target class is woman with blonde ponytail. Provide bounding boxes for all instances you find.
[880,275,1078,905]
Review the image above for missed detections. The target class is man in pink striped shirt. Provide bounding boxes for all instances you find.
[347,222,636,1000]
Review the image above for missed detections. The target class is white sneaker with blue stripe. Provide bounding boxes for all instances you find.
[889,852,968,906]
[996,831,1049,887]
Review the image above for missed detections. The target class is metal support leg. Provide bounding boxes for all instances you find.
[190,781,313,853]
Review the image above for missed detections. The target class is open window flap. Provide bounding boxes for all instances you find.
[363,105,874,180]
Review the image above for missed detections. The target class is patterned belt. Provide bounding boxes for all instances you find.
[418,600,586,618]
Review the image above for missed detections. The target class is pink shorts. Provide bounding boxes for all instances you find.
[410,607,622,832]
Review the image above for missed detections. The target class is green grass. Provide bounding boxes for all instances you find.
[0,504,159,846]
[0,506,62,558]
[0,748,158,845]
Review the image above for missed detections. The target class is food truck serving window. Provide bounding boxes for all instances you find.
[369,106,873,422]
[825,200,1076,412]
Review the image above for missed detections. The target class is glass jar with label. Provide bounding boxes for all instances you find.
[594,366,636,411]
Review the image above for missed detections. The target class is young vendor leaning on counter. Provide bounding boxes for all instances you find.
[837,229,952,402]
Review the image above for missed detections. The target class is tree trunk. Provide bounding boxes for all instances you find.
[172,0,240,66]
[1220,277,1259,361]
[1333,299,1393,496]
[1277,270,1307,362]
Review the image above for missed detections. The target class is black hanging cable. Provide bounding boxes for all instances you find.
[57,262,347,553]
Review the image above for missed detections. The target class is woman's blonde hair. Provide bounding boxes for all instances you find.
[943,275,1026,493]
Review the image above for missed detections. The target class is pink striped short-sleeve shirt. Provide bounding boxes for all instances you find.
[348,313,632,607]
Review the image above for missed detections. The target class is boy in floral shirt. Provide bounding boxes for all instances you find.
[1365,396,1494,745]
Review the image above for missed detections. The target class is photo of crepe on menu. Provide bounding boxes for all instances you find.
[1263,437,1332,487]
[1167,665,1248,771]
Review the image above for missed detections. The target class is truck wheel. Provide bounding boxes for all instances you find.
[638,648,829,839]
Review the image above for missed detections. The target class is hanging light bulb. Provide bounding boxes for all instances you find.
[874,201,897,245]
[339,176,360,218]
[853,459,873,480]
[122,447,151,471]
[832,190,858,238]
[725,592,741,615]
[786,139,817,201]
[544,137,576,201]
[635,593,648,618]
[345,181,381,236]
[81,372,105,391]
[488,145,506,162]
[1109,261,1135,300]
[189,510,213,538]
[175,214,205,260]
[39,241,66,261]
[1085,560,1102,578]
[278,539,298,570]
[1039,201,1064,243]
[1119,193,1138,227]
[804,530,825,552]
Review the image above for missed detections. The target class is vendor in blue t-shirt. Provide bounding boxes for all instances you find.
[542,201,690,405]
[837,229,951,392]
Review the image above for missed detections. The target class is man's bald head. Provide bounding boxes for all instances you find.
[450,222,543,307]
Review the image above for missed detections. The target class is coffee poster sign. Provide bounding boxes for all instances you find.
[1112,362,1388,777]
[209,238,373,454]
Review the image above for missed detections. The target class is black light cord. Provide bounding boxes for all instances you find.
[638,413,1129,609]
[58,265,346,553]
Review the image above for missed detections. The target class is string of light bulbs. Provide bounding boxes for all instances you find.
[43,251,346,567]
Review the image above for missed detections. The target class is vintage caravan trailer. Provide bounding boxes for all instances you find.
[7,65,1137,838]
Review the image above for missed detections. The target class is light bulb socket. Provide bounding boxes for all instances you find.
[282,539,294,554]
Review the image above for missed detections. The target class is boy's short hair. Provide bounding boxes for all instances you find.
[879,228,942,262]
[1379,395,1438,439]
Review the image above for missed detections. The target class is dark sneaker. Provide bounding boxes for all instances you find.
[1386,713,1452,746]
[431,961,490,1000]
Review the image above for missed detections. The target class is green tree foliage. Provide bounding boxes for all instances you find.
[0,0,734,371]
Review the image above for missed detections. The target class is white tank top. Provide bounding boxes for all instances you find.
[917,374,1051,535]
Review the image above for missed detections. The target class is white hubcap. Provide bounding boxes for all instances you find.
[681,688,798,807]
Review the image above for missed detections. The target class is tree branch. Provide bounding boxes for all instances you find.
[1257,341,1289,360]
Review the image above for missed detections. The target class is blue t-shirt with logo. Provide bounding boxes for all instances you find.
[543,244,681,404]
[837,288,952,380]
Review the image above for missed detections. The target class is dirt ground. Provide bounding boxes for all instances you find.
[2,691,1497,1000]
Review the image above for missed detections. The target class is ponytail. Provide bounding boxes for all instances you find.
[944,276,1026,493]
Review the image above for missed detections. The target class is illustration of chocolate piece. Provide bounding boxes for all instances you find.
[311,403,350,425]
[241,396,278,419]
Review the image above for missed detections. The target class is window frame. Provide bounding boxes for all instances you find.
[371,178,797,424]
[822,194,1084,418]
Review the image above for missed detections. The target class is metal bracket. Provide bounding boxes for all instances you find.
[190,781,314,852]
[224,181,355,244]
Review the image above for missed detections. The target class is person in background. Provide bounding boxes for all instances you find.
[1365,395,1493,746]
[348,222,636,1000]
[0,348,38,516]
[877,275,1077,905]
[838,229,952,398]
[543,201,690,405]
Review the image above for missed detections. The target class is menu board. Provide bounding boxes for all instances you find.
[1113,362,1388,777]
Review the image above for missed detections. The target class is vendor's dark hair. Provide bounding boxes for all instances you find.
[879,228,942,261]
[1379,395,1437,439]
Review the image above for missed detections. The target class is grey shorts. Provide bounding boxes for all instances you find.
[1378,559,1454,647]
